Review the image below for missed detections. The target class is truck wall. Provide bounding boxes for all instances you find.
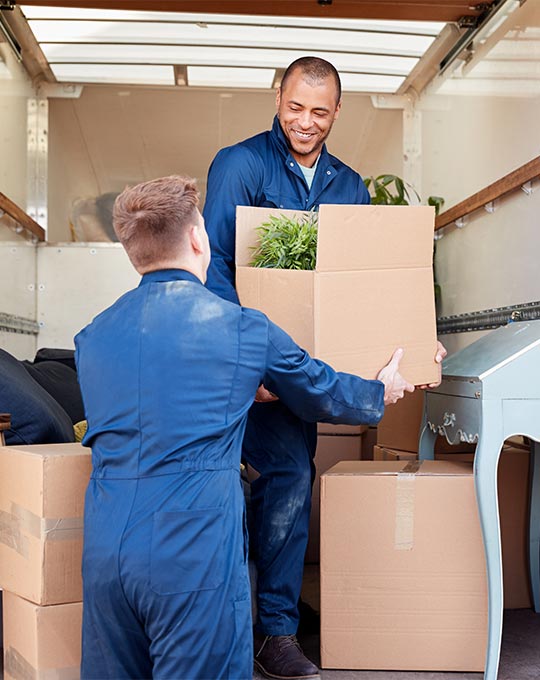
[422,91,540,354]
[0,41,34,242]
[47,87,403,242]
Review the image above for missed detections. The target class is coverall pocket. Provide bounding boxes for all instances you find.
[150,508,225,595]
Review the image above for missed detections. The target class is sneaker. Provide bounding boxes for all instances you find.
[253,631,320,679]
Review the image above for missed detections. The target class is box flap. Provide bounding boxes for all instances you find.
[323,459,473,477]
[316,205,435,272]
[235,206,308,267]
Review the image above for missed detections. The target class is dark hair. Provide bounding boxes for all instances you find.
[113,175,199,269]
[280,56,341,103]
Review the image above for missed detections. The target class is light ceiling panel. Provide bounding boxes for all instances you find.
[41,44,417,77]
[19,4,445,93]
[187,66,274,88]
[50,63,175,85]
[21,6,444,34]
[340,72,405,92]
[27,20,436,57]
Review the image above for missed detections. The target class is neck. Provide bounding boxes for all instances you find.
[138,258,206,283]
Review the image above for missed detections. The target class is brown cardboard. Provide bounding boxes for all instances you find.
[375,444,532,609]
[236,205,438,385]
[361,426,378,460]
[498,446,532,609]
[305,434,362,564]
[373,444,416,462]
[3,591,82,680]
[0,443,91,605]
[317,423,367,436]
[320,460,487,672]
[377,390,476,454]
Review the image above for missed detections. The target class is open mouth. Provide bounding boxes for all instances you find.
[291,129,316,141]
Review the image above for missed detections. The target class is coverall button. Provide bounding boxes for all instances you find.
[327,170,331,175]
[290,162,294,167]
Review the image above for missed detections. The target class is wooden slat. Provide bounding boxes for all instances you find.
[0,192,45,242]
[17,0,482,22]
[435,156,540,231]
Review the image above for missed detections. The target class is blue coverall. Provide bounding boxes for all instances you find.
[203,115,371,635]
[75,269,384,680]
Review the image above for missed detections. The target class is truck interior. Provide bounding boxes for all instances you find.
[0,1,539,679]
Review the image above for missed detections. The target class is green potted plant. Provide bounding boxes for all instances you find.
[250,212,318,270]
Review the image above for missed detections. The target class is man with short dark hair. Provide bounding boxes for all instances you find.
[203,56,444,679]
[76,175,412,680]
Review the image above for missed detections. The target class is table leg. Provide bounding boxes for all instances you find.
[529,439,540,613]
[474,432,504,680]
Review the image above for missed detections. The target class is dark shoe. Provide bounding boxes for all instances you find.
[297,598,320,636]
[253,631,320,679]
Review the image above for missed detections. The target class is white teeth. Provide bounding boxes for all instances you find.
[294,130,313,139]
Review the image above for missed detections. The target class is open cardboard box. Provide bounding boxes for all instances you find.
[236,205,438,385]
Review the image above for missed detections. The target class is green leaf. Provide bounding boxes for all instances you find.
[250,212,318,270]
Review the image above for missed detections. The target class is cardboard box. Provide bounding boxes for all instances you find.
[361,426,378,460]
[317,423,367,436]
[305,434,362,563]
[374,444,532,609]
[377,390,476,454]
[373,444,416,462]
[3,591,82,680]
[320,460,487,671]
[235,205,438,385]
[0,443,91,605]
[497,446,532,609]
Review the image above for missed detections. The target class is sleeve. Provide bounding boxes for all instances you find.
[262,319,385,426]
[203,145,264,304]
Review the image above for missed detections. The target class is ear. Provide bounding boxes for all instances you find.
[275,87,281,111]
[189,224,204,255]
[333,100,342,121]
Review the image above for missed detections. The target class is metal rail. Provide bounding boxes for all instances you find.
[437,301,540,334]
[0,312,40,335]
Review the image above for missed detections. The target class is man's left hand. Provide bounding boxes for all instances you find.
[418,341,447,390]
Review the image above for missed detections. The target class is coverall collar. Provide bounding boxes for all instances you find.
[139,269,203,286]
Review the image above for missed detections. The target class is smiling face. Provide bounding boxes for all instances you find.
[276,67,341,168]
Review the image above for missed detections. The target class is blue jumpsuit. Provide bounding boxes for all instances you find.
[75,269,384,679]
[203,115,371,635]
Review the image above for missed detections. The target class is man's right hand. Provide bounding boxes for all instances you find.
[254,384,279,403]
[376,348,415,405]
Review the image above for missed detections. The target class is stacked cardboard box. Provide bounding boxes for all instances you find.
[0,443,90,679]
[305,428,364,563]
[374,390,532,610]
[320,459,488,671]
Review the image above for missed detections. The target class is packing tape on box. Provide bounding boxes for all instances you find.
[394,460,421,551]
[0,508,29,557]
[5,647,79,680]
[0,504,83,556]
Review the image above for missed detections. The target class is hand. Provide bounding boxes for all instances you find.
[418,340,448,390]
[376,348,415,406]
[254,384,279,403]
